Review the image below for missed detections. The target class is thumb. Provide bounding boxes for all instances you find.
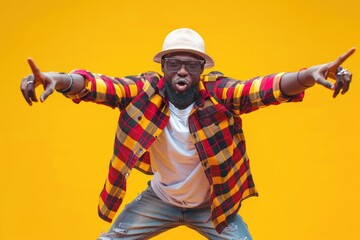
[40,82,56,102]
[314,73,334,90]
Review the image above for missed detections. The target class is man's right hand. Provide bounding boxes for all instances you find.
[20,58,82,106]
[20,58,60,106]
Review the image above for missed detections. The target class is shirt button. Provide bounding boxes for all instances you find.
[137,148,143,155]
[138,116,142,120]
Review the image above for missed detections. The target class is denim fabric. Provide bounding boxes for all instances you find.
[98,184,252,240]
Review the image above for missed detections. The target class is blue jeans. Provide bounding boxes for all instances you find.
[97,184,252,240]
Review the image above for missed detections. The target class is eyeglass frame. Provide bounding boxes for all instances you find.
[162,57,205,74]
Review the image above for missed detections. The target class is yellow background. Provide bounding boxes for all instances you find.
[1,0,359,239]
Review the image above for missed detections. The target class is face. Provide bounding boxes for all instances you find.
[161,52,204,93]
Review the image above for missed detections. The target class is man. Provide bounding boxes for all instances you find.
[21,28,355,240]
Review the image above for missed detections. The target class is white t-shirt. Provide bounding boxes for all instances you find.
[149,102,210,208]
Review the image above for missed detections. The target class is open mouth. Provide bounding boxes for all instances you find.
[174,79,190,91]
[175,79,189,86]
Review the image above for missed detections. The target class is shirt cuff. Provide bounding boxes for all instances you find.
[64,70,93,101]
[273,72,305,103]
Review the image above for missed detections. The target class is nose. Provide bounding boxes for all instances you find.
[177,64,188,76]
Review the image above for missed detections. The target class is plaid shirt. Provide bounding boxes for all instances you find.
[68,70,304,233]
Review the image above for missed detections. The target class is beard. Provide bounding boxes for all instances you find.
[165,81,198,109]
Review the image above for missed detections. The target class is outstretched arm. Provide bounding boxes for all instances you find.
[280,48,355,98]
[20,58,85,106]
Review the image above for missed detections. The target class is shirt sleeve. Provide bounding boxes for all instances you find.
[65,70,146,109]
[215,72,304,115]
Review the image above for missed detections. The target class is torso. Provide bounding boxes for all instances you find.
[149,102,210,207]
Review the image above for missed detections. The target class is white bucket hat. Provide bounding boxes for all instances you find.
[153,28,215,68]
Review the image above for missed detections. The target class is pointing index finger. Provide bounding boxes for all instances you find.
[334,47,356,66]
[27,57,41,78]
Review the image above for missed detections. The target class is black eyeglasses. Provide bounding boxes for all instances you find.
[163,58,205,74]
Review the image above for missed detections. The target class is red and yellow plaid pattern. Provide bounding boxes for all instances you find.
[68,70,304,233]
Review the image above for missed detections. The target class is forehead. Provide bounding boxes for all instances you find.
[164,52,202,60]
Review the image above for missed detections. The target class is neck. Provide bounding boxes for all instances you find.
[165,82,197,110]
